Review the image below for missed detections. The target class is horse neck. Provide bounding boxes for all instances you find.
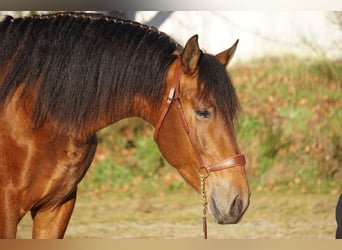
[80,84,163,141]
[112,95,160,126]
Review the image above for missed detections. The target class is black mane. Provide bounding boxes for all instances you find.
[0,12,239,134]
[0,12,178,133]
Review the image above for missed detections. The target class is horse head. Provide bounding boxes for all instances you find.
[155,35,250,224]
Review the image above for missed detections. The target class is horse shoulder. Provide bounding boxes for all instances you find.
[0,93,97,211]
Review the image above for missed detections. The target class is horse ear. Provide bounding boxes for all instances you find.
[216,39,239,66]
[181,35,201,75]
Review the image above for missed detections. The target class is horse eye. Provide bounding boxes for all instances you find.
[195,108,212,119]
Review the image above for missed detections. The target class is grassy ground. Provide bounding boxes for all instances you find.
[17,188,338,239]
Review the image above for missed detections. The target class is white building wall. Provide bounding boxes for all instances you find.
[135,11,342,63]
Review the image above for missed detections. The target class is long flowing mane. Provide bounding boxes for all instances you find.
[0,12,178,133]
[0,12,240,134]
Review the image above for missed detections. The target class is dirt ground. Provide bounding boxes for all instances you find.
[16,189,339,239]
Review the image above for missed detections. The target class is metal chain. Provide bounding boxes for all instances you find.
[199,169,210,239]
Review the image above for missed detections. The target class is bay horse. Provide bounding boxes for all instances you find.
[0,12,250,238]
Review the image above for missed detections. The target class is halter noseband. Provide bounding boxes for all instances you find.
[153,58,246,239]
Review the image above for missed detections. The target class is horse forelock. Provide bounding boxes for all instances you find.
[197,53,240,126]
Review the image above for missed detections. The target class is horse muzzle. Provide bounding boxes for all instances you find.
[208,186,250,224]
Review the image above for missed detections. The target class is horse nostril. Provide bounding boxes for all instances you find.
[230,195,243,218]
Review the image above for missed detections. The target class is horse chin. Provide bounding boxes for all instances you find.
[208,189,250,225]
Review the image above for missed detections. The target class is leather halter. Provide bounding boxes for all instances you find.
[154,58,246,175]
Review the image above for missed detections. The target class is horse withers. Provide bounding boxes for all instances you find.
[0,12,250,238]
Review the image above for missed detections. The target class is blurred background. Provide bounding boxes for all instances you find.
[2,11,341,238]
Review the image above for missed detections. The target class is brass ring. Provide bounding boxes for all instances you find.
[198,166,210,178]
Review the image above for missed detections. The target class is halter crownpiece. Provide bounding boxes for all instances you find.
[154,58,246,239]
